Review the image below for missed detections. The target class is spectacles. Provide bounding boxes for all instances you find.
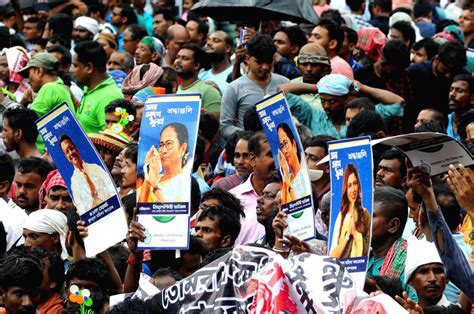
[159,140,175,151]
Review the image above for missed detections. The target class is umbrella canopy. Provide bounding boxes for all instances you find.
[191,0,319,25]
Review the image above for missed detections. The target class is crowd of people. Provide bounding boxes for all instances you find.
[0,0,474,312]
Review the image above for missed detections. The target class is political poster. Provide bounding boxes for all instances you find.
[256,92,315,241]
[327,136,373,289]
[136,94,201,249]
[36,103,127,257]
[318,132,473,176]
[372,132,473,176]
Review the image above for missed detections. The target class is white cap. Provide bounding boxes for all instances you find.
[404,237,443,284]
[75,16,99,36]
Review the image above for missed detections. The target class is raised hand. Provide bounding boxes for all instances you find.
[272,211,288,242]
[395,291,424,314]
[126,220,146,256]
[447,164,474,220]
[278,149,290,183]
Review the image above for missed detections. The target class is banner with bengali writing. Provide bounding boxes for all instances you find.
[256,92,315,241]
[36,103,127,257]
[136,94,201,249]
[328,136,373,289]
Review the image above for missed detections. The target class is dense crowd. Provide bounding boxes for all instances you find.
[0,0,474,312]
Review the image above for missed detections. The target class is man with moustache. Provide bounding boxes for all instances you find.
[72,16,99,45]
[198,31,233,94]
[230,132,277,245]
[212,132,253,191]
[375,149,407,190]
[404,238,450,309]
[175,43,221,119]
[446,74,473,140]
[59,134,115,215]
[14,158,53,215]
[255,176,281,248]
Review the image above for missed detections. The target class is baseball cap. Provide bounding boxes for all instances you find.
[19,52,59,78]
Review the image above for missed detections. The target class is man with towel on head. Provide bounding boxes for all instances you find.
[38,170,72,214]
[285,73,404,139]
[22,209,69,261]
[73,16,99,46]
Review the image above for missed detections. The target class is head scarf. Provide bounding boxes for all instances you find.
[140,36,165,57]
[404,237,443,284]
[298,43,331,66]
[388,12,423,42]
[443,25,465,44]
[95,32,117,50]
[23,209,69,260]
[74,16,99,37]
[121,63,164,95]
[433,31,458,45]
[39,169,67,209]
[356,28,387,62]
[317,74,354,96]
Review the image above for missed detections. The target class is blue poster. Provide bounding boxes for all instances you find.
[136,94,201,249]
[36,103,127,257]
[256,92,315,241]
[327,136,373,289]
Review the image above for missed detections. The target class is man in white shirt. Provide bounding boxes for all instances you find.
[59,134,115,215]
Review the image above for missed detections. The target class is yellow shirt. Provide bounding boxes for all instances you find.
[461,215,474,249]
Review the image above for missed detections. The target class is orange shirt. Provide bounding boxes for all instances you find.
[37,294,64,314]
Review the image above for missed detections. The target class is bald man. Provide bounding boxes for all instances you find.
[164,24,190,66]
[199,30,234,94]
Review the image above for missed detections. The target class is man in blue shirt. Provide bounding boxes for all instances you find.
[447,74,473,139]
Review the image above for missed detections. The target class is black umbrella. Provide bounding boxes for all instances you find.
[191,0,319,25]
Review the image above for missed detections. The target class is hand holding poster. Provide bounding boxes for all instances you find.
[256,92,315,241]
[328,136,373,289]
[36,103,128,257]
[136,94,201,249]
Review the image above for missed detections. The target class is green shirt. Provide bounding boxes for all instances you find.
[177,80,221,113]
[31,78,74,153]
[77,77,123,134]
[31,78,74,117]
